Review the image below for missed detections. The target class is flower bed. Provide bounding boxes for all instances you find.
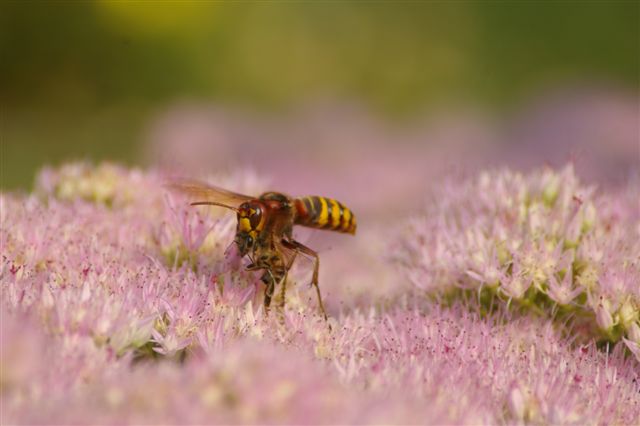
[1,163,638,424]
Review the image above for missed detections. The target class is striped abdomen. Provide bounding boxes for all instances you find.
[294,196,356,234]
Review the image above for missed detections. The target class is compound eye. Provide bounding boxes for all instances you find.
[249,207,262,229]
[246,235,254,247]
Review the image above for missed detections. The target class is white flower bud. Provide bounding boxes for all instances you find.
[627,321,640,344]
[508,386,526,421]
[542,174,560,207]
[617,299,638,329]
[596,303,615,331]
[581,202,597,232]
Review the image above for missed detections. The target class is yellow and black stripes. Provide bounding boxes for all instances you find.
[294,196,357,234]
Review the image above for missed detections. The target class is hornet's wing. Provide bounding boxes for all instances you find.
[165,179,254,210]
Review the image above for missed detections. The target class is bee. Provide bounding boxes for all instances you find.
[167,179,357,320]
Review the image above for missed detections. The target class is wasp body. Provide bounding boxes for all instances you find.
[167,181,356,320]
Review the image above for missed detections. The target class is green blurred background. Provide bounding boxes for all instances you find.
[1,2,638,189]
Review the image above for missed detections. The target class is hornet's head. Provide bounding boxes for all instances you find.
[235,201,265,256]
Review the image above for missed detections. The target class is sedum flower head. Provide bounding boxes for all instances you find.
[393,164,640,352]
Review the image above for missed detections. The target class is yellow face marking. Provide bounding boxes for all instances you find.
[341,207,352,231]
[329,199,341,228]
[317,197,329,226]
[239,217,252,232]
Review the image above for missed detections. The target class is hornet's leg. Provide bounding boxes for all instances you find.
[278,249,298,309]
[247,262,276,313]
[261,269,276,313]
[245,261,275,313]
[281,239,327,321]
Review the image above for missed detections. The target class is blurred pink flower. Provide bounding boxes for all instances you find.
[393,164,640,350]
[1,163,638,424]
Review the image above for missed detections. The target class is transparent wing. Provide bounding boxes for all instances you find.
[274,238,301,270]
[165,178,254,208]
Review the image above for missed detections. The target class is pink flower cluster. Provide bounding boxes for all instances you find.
[393,165,640,354]
[1,163,638,424]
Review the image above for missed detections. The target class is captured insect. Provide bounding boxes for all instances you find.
[167,180,357,320]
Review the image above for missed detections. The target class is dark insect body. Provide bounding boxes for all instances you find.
[167,180,357,320]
